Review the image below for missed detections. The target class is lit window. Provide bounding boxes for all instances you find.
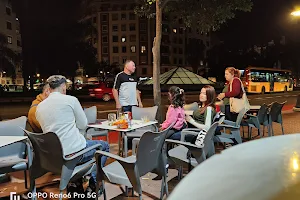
[141,46,146,53]
[7,36,12,44]
[130,46,136,53]
[121,37,126,42]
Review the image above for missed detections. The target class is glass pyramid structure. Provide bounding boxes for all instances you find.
[143,67,215,85]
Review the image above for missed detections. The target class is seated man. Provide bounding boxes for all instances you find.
[28,83,50,132]
[36,75,109,192]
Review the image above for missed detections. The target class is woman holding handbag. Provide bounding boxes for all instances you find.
[217,67,244,121]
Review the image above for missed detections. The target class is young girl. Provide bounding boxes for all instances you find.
[186,85,216,131]
[160,86,187,140]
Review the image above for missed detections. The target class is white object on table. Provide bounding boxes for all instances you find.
[168,134,300,200]
[88,120,158,157]
[184,110,194,116]
[0,136,28,148]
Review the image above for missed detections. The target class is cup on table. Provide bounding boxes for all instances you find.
[141,116,149,123]
[108,113,116,125]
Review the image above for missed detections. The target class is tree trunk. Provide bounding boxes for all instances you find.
[153,0,163,123]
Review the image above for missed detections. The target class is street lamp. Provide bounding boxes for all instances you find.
[36,73,40,77]
[291,10,300,17]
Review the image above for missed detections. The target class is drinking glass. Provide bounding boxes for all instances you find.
[108,113,116,125]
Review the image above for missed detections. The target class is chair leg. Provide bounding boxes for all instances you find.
[281,123,284,135]
[131,187,134,197]
[160,177,165,199]
[125,186,129,197]
[262,126,265,137]
[164,175,169,197]
[258,127,262,138]
[248,127,252,140]
[242,126,245,138]
[59,190,63,200]
[24,170,28,189]
[102,180,107,200]
[106,134,109,144]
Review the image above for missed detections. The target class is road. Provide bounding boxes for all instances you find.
[0,91,299,120]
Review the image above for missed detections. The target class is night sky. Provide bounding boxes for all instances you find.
[13,0,300,76]
[218,0,300,47]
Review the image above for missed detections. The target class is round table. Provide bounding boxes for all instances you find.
[169,134,300,200]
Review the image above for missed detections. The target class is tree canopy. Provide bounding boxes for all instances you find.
[135,0,253,32]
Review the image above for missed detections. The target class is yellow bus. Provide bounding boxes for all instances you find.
[240,67,293,94]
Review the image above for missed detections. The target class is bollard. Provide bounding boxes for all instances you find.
[293,94,300,112]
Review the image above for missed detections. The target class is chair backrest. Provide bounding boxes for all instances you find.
[84,106,97,124]
[257,104,269,125]
[24,130,65,176]
[235,108,247,127]
[132,106,158,121]
[0,116,27,158]
[269,101,285,123]
[213,111,225,123]
[183,102,199,111]
[136,125,172,177]
[203,116,225,156]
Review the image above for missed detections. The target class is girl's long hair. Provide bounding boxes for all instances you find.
[168,86,185,108]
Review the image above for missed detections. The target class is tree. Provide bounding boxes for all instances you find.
[135,0,253,122]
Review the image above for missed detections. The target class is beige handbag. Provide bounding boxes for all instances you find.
[229,78,250,113]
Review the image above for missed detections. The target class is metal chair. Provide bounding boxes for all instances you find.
[166,117,224,179]
[269,101,286,135]
[214,108,248,144]
[0,116,30,189]
[122,106,158,156]
[94,126,173,200]
[84,106,109,142]
[24,130,101,200]
[241,104,271,138]
[183,102,199,111]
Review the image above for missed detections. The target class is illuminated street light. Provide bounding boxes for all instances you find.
[86,75,88,78]
[291,10,300,17]
[37,73,40,77]
[3,71,6,74]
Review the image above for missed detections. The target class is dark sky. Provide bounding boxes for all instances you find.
[14,0,300,76]
[217,0,300,47]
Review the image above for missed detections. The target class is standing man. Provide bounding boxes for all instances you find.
[28,83,50,132]
[113,60,143,112]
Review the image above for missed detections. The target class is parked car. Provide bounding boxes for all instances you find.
[89,82,114,101]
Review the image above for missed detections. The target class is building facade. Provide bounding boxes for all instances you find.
[0,0,23,86]
[87,0,210,77]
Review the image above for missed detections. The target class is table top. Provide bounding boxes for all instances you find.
[0,136,28,148]
[169,134,300,200]
[87,120,157,132]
